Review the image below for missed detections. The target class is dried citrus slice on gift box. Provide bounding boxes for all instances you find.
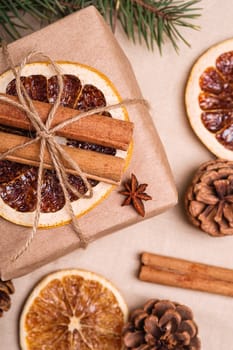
[20,269,128,350]
[0,62,132,228]
[185,38,233,159]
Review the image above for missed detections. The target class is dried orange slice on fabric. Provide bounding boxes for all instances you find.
[185,39,233,160]
[0,62,132,228]
[20,269,128,350]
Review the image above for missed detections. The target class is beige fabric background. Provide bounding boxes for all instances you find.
[1,0,233,348]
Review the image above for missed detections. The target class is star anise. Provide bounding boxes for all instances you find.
[119,173,152,217]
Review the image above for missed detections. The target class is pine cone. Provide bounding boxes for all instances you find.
[185,159,233,236]
[0,279,15,317]
[122,299,201,350]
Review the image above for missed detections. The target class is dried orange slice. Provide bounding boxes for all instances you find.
[20,269,128,350]
[0,62,132,228]
[185,39,233,160]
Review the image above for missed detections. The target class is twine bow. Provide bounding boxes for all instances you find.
[0,44,148,261]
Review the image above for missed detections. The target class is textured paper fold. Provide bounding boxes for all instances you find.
[0,6,177,280]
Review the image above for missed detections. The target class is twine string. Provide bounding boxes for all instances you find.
[1,44,148,261]
[2,47,41,133]
[48,144,88,247]
[2,45,92,258]
[13,138,47,261]
[49,141,93,199]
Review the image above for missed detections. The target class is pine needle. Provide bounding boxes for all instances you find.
[0,0,202,51]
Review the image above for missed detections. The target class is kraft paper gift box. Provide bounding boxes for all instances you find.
[0,6,177,280]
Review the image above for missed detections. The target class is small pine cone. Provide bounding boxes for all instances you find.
[0,279,15,317]
[185,159,233,236]
[122,299,201,350]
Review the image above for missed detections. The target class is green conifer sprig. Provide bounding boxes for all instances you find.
[0,0,202,51]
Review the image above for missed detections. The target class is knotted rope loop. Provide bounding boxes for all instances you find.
[38,130,53,140]
[1,43,148,260]
[2,44,92,258]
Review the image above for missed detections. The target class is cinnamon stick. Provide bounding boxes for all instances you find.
[139,252,233,297]
[0,131,125,184]
[0,94,134,151]
[140,265,233,297]
[141,252,233,283]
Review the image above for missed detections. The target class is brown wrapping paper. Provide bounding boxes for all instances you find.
[0,6,177,280]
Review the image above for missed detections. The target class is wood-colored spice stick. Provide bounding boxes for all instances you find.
[0,94,134,151]
[139,265,233,297]
[0,131,125,184]
[139,252,233,297]
[141,252,233,283]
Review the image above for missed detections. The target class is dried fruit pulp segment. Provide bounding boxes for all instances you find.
[199,52,233,149]
[20,269,128,350]
[0,62,131,227]
[185,38,233,160]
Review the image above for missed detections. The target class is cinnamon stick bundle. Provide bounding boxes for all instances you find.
[139,252,233,297]
[0,94,134,151]
[0,131,124,184]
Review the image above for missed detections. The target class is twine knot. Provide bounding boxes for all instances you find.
[39,130,53,140]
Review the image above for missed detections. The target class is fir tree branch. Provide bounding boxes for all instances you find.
[131,0,171,19]
[0,0,202,51]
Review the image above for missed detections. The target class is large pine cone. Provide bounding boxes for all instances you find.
[185,159,233,236]
[0,279,15,317]
[122,299,200,350]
